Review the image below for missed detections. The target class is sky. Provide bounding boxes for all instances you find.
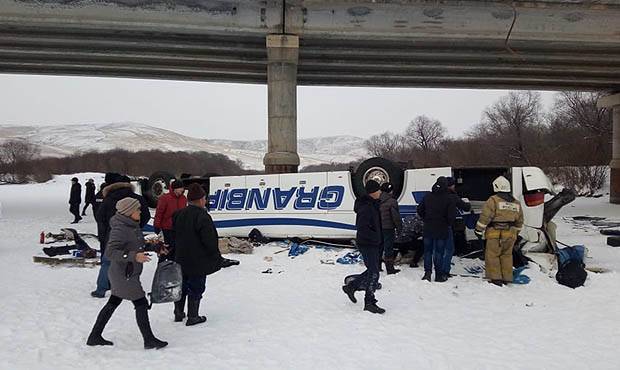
[0,73,558,140]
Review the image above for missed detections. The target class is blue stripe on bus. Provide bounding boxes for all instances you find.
[214,218,357,230]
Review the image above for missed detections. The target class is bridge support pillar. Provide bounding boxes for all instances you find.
[263,34,300,174]
[599,93,620,204]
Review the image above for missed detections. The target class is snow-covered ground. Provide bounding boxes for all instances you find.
[1,175,619,370]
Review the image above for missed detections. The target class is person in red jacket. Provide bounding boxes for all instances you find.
[154,180,187,261]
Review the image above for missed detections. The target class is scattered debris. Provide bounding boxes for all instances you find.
[218,237,254,254]
[320,259,335,265]
[336,251,363,265]
[288,242,309,257]
[263,256,273,262]
[607,236,620,247]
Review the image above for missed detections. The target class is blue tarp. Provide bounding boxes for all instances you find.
[336,251,363,265]
[557,245,586,267]
[288,242,309,257]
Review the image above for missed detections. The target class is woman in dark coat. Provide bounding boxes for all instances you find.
[86,197,168,349]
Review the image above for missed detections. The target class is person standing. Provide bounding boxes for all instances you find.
[82,179,97,216]
[172,183,223,326]
[91,174,150,298]
[474,176,524,287]
[341,180,385,314]
[153,180,187,261]
[417,177,457,282]
[442,177,471,278]
[379,182,402,275]
[86,197,167,349]
[69,177,82,224]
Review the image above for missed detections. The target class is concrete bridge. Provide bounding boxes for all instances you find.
[0,0,619,201]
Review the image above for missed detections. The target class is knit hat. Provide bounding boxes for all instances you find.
[71,177,78,182]
[116,197,141,216]
[105,172,121,184]
[187,183,206,202]
[380,182,393,193]
[171,180,184,189]
[365,180,381,194]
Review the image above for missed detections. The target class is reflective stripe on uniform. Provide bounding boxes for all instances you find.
[476,221,487,229]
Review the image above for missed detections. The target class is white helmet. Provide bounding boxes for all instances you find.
[492,176,511,193]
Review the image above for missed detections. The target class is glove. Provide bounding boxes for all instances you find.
[153,227,161,235]
[474,229,484,240]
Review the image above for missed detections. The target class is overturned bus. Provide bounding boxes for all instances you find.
[139,157,575,259]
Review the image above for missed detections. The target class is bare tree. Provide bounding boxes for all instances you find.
[480,91,542,164]
[364,131,404,160]
[404,115,447,152]
[0,140,41,167]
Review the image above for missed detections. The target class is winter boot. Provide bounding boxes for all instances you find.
[86,301,118,346]
[135,304,168,349]
[363,301,386,314]
[421,271,432,281]
[341,284,357,304]
[490,280,504,287]
[185,299,207,326]
[435,274,448,283]
[173,295,187,322]
[385,258,401,275]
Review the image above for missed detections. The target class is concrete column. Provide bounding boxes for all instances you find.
[598,93,620,204]
[263,34,300,174]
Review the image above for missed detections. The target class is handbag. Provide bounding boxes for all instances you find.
[149,260,183,304]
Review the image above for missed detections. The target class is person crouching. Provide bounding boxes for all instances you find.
[172,183,223,326]
[86,197,168,349]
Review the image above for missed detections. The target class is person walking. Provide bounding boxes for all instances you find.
[153,180,187,261]
[91,174,150,298]
[442,177,471,278]
[82,179,96,216]
[69,177,82,224]
[417,177,457,282]
[341,180,385,314]
[474,176,524,287]
[379,182,402,275]
[172,183,223,326]
[86,197,168,349]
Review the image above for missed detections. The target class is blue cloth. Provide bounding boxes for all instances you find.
[557,245,586,267]
[382,229,396,259]
[337,251,363,264]
[423,237,447,274]
[94,254,111,294]
[182,274,207,300]
[442,227,454,274]
[512,266,531,284]
[288,242,309,257]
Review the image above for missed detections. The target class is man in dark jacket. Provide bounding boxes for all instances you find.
[69,177,82,224]
[173,183,223,326]
[417,177,457,282]
[341,180,385,314]
[82,178,97,216]
[379,182,402,275]
[91,174,151,298]
[443,177,471,277]
[154,180,187,261]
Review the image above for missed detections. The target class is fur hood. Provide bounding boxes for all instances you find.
[102,182,134,198]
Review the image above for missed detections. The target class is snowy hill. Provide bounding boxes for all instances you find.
[0,123,368,169]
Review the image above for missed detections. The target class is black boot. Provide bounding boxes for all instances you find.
[135,304,168,349]
[421,271,432,281]
[341,284,357,303]
[173,295,186,322]
[363,301,386,314]
[435,273,448,283]
[86,302,117,346]
[490,280,504,287]
[385,258,401,275]
[186,299,207,326]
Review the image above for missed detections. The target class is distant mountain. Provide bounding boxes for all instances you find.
[0,122,368,169]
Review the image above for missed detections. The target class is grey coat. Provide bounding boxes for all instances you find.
[379,192,403,231]
[105,213,146,301]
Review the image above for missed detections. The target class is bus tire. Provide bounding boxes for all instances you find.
[144,171,175,208]
[352,157,404,199]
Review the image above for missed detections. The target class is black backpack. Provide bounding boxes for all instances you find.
[556,260,587,289]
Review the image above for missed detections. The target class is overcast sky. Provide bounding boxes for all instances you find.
[0,73,557,140]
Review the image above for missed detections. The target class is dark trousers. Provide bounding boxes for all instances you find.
[69,203,81,221]
[382,229,396,259]
[442,227,455,274]
[423,237,447,275]
[82,201,95,215]
[348,245,381,303]
[182,274,207,300]
[159,229,176,263]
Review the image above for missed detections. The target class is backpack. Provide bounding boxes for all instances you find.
[555,246,587,289]
[149,260,183,304]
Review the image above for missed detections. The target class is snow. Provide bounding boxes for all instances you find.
[0,123,367,170]
[1,175,620,370]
